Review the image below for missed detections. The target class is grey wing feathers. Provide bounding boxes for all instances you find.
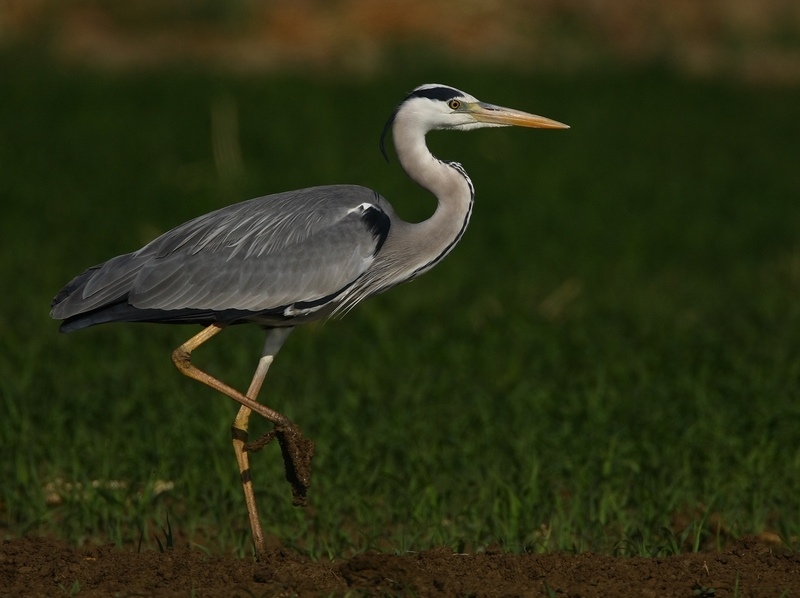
[51,185,392,326]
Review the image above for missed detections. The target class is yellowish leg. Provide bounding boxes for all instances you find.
[171,324,295,558]
[171,324,291,427]
[230,327,293,557]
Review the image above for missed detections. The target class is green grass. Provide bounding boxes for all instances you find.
[1,54,800,558]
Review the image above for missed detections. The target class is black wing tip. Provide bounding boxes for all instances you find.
[58,319,83,333]
[54,300,131,333]
[53,301,285,331]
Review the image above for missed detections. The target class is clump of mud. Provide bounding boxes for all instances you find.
[2,535,798,597]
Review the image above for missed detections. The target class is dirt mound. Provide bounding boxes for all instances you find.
[2,535,798,597]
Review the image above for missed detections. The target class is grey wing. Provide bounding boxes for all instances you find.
[51,185,392,324]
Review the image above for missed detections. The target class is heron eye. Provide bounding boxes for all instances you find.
[448,99,461,110]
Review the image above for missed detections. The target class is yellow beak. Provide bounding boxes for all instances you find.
[470,102,569,129]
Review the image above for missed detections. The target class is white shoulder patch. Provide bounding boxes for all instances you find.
[347,202,376,215]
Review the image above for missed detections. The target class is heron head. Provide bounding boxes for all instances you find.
[380,84,569,160]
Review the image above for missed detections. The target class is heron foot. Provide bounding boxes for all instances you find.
[245,423,315,507]
[243,429,276,453]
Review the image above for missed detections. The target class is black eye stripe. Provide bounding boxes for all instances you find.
[407,86,462,102]
[380,86,466,162]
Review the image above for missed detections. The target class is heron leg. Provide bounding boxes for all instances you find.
[171,324,315,558]
[230,327,293,557]
[171,324,291,427]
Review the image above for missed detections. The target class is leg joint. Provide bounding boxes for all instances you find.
[171,345,191,371]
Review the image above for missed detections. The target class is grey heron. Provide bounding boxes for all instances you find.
[50,84,568,556]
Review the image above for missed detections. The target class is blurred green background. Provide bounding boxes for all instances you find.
[1,1,800,557]
[3,0,800,83]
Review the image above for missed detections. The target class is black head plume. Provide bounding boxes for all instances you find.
[379,86,463,163]
[379,105,400,163]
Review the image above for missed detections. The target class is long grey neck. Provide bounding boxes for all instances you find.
[390,112,475,278]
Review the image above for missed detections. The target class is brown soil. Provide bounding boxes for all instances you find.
[2,536,799,597]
